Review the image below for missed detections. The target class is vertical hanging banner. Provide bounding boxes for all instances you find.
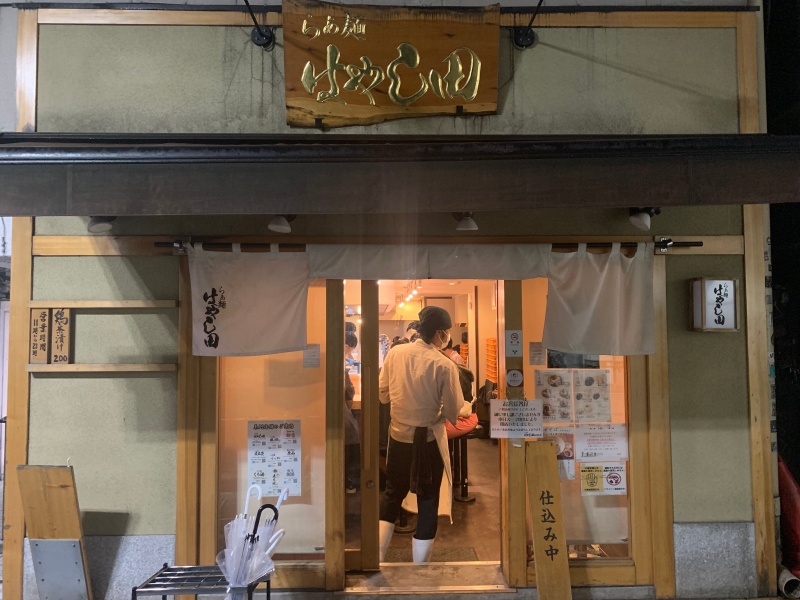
[187,245,310,356]
[283,0,500,128]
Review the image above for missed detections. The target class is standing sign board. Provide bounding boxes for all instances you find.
[283,0,500,128]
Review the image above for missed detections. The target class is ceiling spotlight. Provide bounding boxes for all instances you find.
[87,216,117,234]
[268,214,296,234]
[399,301,405,308]
[628,207,661,232]
[453,212,479,231]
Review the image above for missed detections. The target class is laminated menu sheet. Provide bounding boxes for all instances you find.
[535,370,573,423]
[248,420,302,496]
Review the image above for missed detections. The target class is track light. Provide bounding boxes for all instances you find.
[87,216,117,234]
[268,214,296,234]
[628,207,661,232]
[453,212,479,231]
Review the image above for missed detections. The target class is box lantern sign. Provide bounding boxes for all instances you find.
[690,278,739,332]
[283,0,500,128]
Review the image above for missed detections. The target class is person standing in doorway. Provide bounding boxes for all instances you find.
[377,306,461,563]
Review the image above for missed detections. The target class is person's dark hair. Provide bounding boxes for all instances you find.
[345,331,358,348]
[410,332,421,343]
[345,322,357,333]
[444,337,454,351]
[391,336,410,348]
[462,332,469,344]
[416,306,452,343]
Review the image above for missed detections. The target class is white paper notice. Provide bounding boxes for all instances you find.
[490,399,543,438]
[573,369,611,423]
[248,420,302,496]
[580,463,627,496]
[535,369,573,422]
[303,344,320,368]
[505,330,523,358]
[575,423,628,461]
[543,425,576,480]
[529,342,546,366]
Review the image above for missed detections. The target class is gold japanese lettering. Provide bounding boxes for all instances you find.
[301,14,320,40]
[322,15,340,35]
[341,13,366,40]
[301,45,348,104]
[429,48,481,102]
[344,57,385,105]
[387,43,428,106]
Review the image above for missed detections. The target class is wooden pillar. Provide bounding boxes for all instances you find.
[501,280,527,587]
[325,280,345,590]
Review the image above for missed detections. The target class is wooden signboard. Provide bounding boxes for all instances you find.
[526,440,572,600]
[283,0,500,128]
[29,308,50,364]
[50,308,72,364]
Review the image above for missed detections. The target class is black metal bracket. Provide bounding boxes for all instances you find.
[513,0,544,50]
[243,0,274,51]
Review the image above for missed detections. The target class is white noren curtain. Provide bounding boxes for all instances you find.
[187,244,309,356]
[542,243,654,356]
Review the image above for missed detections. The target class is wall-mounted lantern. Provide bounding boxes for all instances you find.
[690,278,739,332]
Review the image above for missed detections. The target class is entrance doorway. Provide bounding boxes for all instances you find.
[341,279,503,588]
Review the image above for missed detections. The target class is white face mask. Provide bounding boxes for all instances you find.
[439,331,450,349]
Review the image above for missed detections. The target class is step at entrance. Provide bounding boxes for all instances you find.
[345,561,511,594]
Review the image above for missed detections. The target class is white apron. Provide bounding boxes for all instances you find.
[400,420,453,523]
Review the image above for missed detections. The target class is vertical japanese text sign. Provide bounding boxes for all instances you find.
[283,0,500,128]
[526,440,572,600]
[50,309,72,364]
[29,309,51,365]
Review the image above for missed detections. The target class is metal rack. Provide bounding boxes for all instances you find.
[132,564,271,600]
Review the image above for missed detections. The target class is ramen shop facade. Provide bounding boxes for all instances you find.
[2,5,776,600]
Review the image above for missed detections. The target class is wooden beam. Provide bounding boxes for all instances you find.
[25,363,177,373]
[35,7,740,29]
[648,255,676,599]
[16,10,37,132]
[744,204,777,596]
[628,356,655,585]
[175,257,201,590]
[501,280,527,587]
[325,279,345,590]
[737,13,760,137]
[32,236,176,256]
[27,300,177,309]
[359,280,380,570]
[38,8,280,26]
[3,218,33,600]
[197,357,219,565]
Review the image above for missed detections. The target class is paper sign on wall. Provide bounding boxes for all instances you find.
[505,330,522,358]
[529,342,546,366]
[490,399,543,438]
[303,344,321,368]
[575,423,628,461]
[580,463,627,496]
[248,420,302,496]
[543,426,576,480]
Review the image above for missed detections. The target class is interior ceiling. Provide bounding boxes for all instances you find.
[344,279,482,306]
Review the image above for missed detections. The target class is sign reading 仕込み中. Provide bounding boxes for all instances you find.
[283,0,500,128]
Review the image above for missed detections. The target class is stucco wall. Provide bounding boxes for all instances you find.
[667,255,751,522]
[28,19,749,536]
[28,256,179,534]
[37,26,738,135]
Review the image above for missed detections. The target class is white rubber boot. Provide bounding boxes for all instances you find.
[412,537,434,563]
[379,520,395,562]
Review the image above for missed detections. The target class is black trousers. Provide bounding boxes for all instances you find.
[380,436,444,540]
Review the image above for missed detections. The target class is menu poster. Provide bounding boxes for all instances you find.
[491,399,543,439]
[580,463,627,496]
[543,426,576,480]
[248,420,302,496]
[574,369,611,423]
[575,423,628,461]
[535,370,573,422]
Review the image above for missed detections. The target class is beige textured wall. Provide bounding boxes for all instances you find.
[37,26,738,135]
[667,255,751,521]
[28,256,179,534]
